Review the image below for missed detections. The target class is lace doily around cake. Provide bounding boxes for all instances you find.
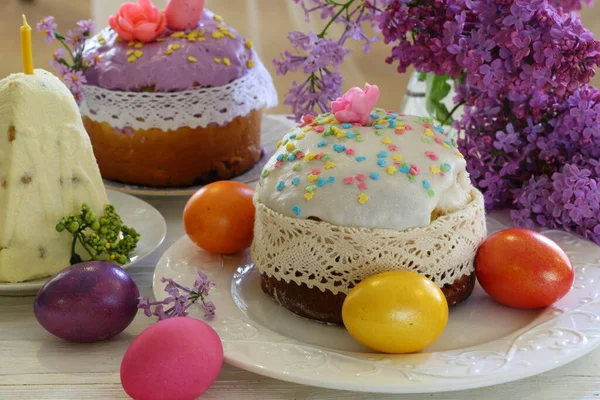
[79,58,278,131]
[251,189,487,295]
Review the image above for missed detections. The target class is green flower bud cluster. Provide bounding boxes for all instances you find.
[56,203,141,266]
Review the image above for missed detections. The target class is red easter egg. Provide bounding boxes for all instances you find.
[475,228,574,309]
[121,317,223,400]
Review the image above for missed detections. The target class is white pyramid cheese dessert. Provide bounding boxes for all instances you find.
[0,69,108,283]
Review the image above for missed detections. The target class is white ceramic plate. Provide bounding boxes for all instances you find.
[103,115,292,197]
[153,213,600,394]
[0,190,166,297]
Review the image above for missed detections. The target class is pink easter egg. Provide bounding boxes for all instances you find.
[121,317,223,400]
[165,0,205,31]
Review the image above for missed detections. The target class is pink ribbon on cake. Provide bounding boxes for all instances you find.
[331,84,380,125]
[109,0,166,43]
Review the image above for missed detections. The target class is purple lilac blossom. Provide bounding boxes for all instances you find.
[282,0,600,244]
[36,17,57,44]
[138,271,217,321]
[275,1,391,118]
[37,17,100,103]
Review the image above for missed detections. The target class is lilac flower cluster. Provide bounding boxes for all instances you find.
[36,17,101,104]
[283,0,600,244]
[549,0,593,12]
[275,0,389,117]
[380,0,600,244]
[138,271,216,321]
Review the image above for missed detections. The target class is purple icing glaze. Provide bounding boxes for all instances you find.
[83,10,254,92]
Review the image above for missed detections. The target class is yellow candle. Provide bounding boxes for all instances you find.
[20,15,34,75]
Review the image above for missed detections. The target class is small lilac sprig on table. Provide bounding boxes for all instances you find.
[139,271,216,321]
[36,17,100,104]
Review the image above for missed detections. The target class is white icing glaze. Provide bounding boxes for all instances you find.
[0,70,108,283]
[257,111,473,232]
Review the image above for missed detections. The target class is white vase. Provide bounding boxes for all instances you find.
[400,72,464,138]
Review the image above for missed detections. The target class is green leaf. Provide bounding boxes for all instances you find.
[424,73,453,126]
[417,71,427,82]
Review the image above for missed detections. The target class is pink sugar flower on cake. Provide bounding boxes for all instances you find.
[166,0,205,31]
[109,0,166,43]
[331,84,380,125]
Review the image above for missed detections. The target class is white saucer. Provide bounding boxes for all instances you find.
[153,213,600,393]
[103,115,293,196]
[0,190,166,297]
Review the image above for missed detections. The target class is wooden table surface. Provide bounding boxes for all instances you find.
[0,186,599,399]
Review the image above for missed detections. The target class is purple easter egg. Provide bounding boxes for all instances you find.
[34,261,140,343]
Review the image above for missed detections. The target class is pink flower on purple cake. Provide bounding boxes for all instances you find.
[109,0,167,43]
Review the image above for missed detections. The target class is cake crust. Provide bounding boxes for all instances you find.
[83,110,262,187]
[260,272,476,325]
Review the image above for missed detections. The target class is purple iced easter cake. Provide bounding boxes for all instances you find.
[80,0,277,187]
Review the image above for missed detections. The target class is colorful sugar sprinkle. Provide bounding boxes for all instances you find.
[423,180,431,189]
[291,205,301,216]
[325,161,336,169]
[317,140,327,147]
[312,168,322,175]
[377,159,387,167]
[333,144,346,153]
[358,182,368,191]
[427,189,435,197]
[317,177,326,187]
[327,176,335,184]
[377,151,389,158]
[358,193,369,204]
[276,181,285,191]
[346,148,356,155]
[425,151,439,161]
[356,174,366,181]
[304,192,314,200]
[344,177,354,185]
[342,123,353,129]
[386,166,397,175]
[370,172,380,180]
[291,177,300,185]
[346,131,356,139]
[356,156,367,162]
